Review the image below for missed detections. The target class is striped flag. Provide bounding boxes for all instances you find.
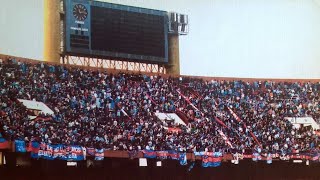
[0,137,10,149]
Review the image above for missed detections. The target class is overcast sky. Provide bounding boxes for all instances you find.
[1,0,320,79]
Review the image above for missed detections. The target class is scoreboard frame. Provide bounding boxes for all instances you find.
[64,0,169,64]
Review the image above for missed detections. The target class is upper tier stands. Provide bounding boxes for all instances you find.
[0,56,319,155]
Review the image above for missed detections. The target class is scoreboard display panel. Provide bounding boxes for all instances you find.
[65,0,169,63]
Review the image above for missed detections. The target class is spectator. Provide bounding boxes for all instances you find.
[0,58,319,155]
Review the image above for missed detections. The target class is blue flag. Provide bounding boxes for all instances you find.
[266,153,272,164]
[30,141,40,158]
[179,153,187,166]
[15,140,26,152]
[95,149,104,161]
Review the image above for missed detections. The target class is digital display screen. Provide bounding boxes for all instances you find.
[91,6,166,58]
[65,0,168,63]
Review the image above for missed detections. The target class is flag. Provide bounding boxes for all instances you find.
[95,149,104,161]
[0,137,10,149]
[30,141,40,158]
[188,161,195,171]
[202,156,222,167]
[142,150,157,159]
[15,140,26,152]
[179,153,187,166]
[310,152,319,161]
[195,152,222,168]
[266,153,272,164]
[252,153,261,162]
[87,148,95,156]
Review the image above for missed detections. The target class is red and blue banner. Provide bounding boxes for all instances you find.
[156,151,169,160]
[167,150,180,160]
[29,141,40,158]
[29,141,85,161]
[0,137,10,149]
[310,152,319,161]
[194,152,222,168]
[142,150,157,159]
[141,150,187,165]
[202,156,222,167]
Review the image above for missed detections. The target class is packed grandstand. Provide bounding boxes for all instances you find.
[0,57,319,161]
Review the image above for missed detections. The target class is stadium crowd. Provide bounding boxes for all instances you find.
[0,58,319,155]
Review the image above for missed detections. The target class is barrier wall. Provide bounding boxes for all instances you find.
[0,142,233,160]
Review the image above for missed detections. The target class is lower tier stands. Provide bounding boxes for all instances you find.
[0,57,319,157]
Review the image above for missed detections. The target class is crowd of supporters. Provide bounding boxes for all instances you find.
[0,58,319,155]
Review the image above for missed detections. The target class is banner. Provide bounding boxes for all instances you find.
[202,156,222,167]
[310,152,319,161]
[37,143,56,160]
[195,151,221,156]
[95,149,104,161]
[30,141,40,158]
[0,137,10,149]
[195,152,222,168]
[15,140,26,152]
[167,150,180,160]
[29,142,85,161]
[63,145,86,161]
[52,144,66,160]
[141,150,187,165]
[142,150,157,159]
[156,151,169,160]
[179,152,187,166]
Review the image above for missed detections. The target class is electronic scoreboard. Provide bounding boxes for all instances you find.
[65,0,169,63]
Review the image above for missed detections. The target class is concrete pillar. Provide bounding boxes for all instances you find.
[166,34,180,75]
[44,0,61,63]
